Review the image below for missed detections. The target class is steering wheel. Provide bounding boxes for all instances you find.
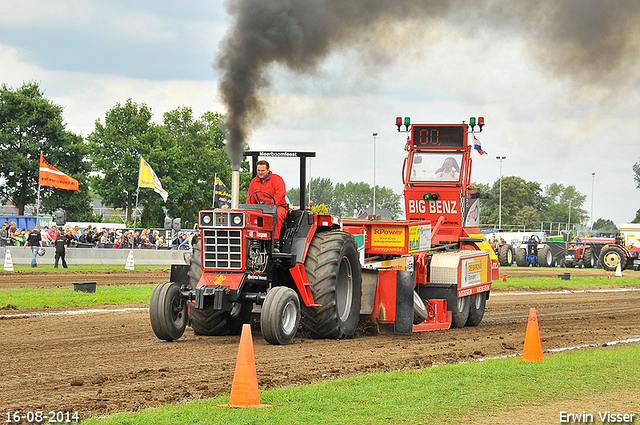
[248,190,276,205]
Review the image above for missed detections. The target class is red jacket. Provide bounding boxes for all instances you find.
[248,172,288,208]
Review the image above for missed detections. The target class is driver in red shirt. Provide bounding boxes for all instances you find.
[247,160,288,244]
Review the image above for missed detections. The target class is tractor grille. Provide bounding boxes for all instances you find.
[202,229,243,269]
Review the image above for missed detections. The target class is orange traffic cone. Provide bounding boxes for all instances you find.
[522,308,543,362]
[226,324,270,408]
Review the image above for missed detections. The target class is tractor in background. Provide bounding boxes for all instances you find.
[562,238,596,268]
[598,233,640,271]
[150,116,497,345]
[515,235,553,267]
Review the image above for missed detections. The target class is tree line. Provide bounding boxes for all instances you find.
[1,81,637,230]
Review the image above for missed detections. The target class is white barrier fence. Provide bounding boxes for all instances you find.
[2,246,189,266]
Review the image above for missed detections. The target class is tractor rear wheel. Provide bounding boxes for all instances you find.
[150,281,188,341]
[538,245,553,267]
[599,246,627,272]
[498,244,513,266]
[466,292,487,327]
[261,286,301,345]
[187,237,250,336]
[450,294,470,328]
[515,248,528,267]
[301,231,362,339]
[583,247,594,268]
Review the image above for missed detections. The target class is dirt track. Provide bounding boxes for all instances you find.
[1,267,639,419]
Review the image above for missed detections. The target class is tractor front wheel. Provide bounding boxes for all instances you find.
[261,286,301,345]
[301,231,362,339]
[150,282,188,342]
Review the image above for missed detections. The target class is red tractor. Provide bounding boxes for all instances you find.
[563,238,596,268]
[150,117,497,344]
[598,234,640,271]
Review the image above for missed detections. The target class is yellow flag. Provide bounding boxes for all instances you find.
[138,156,168,202]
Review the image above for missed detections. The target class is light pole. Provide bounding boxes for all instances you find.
[373,132,378,215]
[590,172,595,231]
[496,156,506,230]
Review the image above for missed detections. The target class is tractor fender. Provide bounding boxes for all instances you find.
[289,263,320,308]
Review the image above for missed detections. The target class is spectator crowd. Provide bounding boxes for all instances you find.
[1,221,193,250]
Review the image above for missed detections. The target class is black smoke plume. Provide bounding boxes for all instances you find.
[215,0,640,168]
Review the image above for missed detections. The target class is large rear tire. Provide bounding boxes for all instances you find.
[150,282,188,342]
[466,292,487,327]
[261,286,301,345]
[450,295,470,329]
[187,237,250,336]
[515,248,528,267]
[583,247,594,268]
[538,245,552,267]
[498,244,513,266]
[301,231,362,339]
[599,246,627,271]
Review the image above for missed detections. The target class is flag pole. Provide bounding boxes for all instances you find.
[134,156,141,230]
[213,173,217,208]
[134,188,140,230]
[36,152,42,222]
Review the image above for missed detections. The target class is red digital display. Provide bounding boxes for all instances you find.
[412,125,465,148]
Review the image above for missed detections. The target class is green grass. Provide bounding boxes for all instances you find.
[83,345,640,425]
[0,285,156,309]
[493,274,640,290]
[3,264,168,272]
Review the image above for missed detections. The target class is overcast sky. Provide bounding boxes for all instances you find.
[2,1,639,227]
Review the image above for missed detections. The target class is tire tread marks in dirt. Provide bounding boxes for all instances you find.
[301,231,362,339]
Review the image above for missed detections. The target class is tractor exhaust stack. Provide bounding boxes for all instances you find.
[231,169,240,209]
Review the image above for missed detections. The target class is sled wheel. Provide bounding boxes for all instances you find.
[301,231,362,339]
[150,282,187,341]
[261,286,301,345]
[450,294,470,329]
[466,292,487,327]
[413,290,428,325]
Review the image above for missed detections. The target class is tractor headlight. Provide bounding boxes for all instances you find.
[199,211,214,226]
[233,215,242,225]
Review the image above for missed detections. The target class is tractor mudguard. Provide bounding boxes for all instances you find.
[289,263,320,307]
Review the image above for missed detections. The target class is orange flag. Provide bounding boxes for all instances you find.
[38,153,79,190]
